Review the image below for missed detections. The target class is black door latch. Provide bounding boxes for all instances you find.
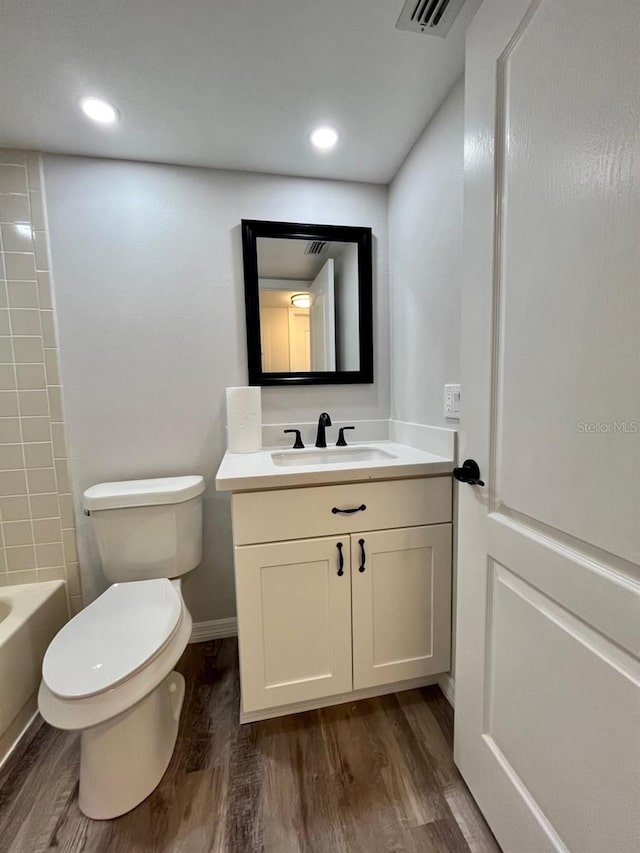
[453,459,485,487]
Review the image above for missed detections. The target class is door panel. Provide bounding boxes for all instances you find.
[351,525,451,690]
[456,1,640,851]
[485,562,639,853]
[488,512,640,656]
[234,536,352,713]
[495,0,640,564]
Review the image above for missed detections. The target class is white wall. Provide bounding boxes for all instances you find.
[388,77,464,429]
[388,78,465,688]
[43,157,389,622]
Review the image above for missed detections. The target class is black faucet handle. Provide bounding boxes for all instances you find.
[336,426,355,447]
[283,429,305,449]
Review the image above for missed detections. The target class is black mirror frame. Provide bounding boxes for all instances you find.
[241,219,374,386]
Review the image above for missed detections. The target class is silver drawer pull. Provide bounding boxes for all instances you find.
[331,504,367,515]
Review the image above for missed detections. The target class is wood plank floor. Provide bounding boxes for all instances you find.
[0,639,500,853]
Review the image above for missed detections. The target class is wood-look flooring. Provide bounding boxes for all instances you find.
[0,639,500,853]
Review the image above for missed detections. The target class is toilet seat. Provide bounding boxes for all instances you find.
[38,593,192,733]
[43,578,182,699]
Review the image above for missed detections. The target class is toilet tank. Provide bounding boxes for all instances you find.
[83,476,205,583]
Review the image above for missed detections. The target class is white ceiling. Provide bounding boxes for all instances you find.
[258,238,346,280]
[0,0,481,184]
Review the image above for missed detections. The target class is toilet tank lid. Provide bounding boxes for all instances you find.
[83,475,205,511]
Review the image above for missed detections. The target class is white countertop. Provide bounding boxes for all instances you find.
[215,441,454,492]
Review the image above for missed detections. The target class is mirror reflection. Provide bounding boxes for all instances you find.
[257,237,360,373]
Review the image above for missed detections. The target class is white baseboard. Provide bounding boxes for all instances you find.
[189,617,237,643]
[438,673,455,707]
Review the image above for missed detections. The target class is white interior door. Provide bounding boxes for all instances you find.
[288,307,310,371]
[456,2,640,852]
[260,306,290,372]
[309,258,336,370]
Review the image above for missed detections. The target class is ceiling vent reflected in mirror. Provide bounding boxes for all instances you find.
[396,0,466,37]
[305,241,329,256]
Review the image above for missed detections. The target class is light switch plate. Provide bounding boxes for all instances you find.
[444,384,461,419]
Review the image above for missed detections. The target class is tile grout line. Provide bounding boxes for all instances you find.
[39,151,79,607]
[30,154,69,592]
[35,153,74,601]
[17,164,45,580]
[1,207,33,579]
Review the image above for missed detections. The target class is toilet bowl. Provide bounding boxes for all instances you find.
[38,475,205,820]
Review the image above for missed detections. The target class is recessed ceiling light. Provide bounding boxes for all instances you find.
[310,126,338,151]
[79,96,119,125]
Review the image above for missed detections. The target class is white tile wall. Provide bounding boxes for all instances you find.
[0,149,80,612]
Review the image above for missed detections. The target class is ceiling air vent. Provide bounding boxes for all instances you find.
[305,240,328,255]
[396,0,466,37]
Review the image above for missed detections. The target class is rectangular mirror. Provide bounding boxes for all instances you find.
[241,219,373,385]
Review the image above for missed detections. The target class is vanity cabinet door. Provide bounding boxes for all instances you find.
[234,536,353,715]
[351,524,452,691]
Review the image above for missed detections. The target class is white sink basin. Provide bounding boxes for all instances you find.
[271,446,398,468]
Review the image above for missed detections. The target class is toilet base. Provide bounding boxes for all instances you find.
[78,670,185,820]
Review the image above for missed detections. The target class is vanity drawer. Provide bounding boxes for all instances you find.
[232,476,451,545]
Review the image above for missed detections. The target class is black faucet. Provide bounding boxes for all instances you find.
[315,412,332,448]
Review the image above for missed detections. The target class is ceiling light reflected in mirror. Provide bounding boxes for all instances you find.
[290,293,311,309]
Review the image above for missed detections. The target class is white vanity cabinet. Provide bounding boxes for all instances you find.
[234,535,353,713]
[231,475,453,722]
[351,523,451,690]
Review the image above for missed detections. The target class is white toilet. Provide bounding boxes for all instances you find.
[38,474,205,820]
